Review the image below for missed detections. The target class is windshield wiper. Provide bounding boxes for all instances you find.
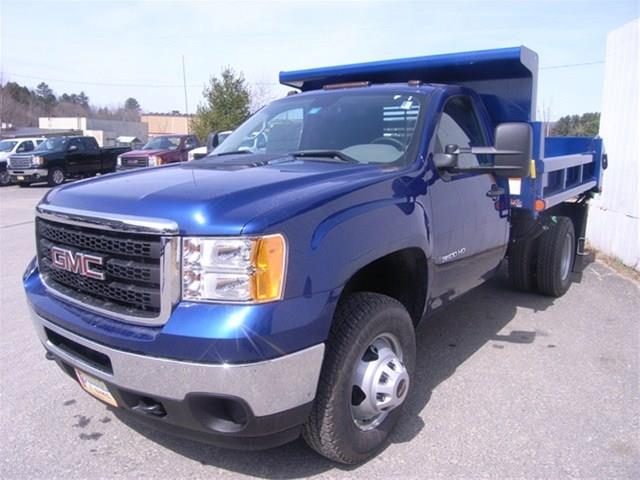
[213,150,253,156]
[290,150,358,164]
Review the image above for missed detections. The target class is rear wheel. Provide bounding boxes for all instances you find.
[508,237,538,292]
[536,216,575,297]
[47,167,65,187]
[303,292,416,464]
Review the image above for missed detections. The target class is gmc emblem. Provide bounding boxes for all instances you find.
[50,246,105,281]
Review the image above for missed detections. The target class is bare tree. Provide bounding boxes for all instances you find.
[250,82,276,114]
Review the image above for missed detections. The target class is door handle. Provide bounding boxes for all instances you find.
[486,185,505,200]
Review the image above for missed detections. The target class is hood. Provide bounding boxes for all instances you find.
[121,149,170,157]
[12,150,61,158]
[41,154,388,235]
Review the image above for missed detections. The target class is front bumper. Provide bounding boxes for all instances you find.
[8,168,48,182]
[116,165,148,171]
[31,307,324,448]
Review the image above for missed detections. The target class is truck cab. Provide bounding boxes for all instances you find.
[23,47,604,464]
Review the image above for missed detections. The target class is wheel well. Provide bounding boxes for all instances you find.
[341,248,427,325]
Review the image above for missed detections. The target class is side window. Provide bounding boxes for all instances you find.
[68,139,82,151]
[184,136,198,150]
[435,96,488,168]
[80,138,93,152]
[18,141,34,152]
[82,138,99,152]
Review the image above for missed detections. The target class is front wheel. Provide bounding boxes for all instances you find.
[47,167,65,187]
[0,170,11,186]
[303,292,416,464]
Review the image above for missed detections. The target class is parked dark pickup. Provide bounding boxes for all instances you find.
[8,136,130,187]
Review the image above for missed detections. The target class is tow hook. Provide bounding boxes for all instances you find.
[132,399,167,417]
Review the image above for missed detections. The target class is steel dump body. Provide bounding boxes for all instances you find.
[518,126,605,211]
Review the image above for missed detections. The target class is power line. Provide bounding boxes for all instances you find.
[2,71,204,88]
[3,71,281,89]
[3,60,605,89]
[540,60,604,70]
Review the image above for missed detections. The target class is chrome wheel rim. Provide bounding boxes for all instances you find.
[52,170,64,185]
[351,333,409,431]
[0,171,9,185]
[560,232,573,281]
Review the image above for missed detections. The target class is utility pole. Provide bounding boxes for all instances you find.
[182,55,189,132]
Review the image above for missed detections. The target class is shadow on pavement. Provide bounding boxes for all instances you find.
[115,268,555,478]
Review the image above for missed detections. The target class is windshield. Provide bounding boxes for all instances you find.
[35,137,68,152]
[0,140,18,152]
[214,90,425,165]
[142,136,182,151]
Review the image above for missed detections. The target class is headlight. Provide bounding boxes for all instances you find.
[32,156,45,166]
[182,235,287,303]
[148,155,160,167]
[116,155,123,167]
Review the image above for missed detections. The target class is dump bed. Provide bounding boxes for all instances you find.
[510,123,605,213]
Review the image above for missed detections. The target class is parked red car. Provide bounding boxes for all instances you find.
[116,134,199,170]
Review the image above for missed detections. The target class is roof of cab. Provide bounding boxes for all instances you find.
[280,46,538,123]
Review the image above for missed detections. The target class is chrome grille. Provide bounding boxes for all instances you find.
[121,156,149,168]
[36,217,171,322]
[9,156,32,169]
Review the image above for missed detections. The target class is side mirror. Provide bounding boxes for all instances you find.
[433,122,532,178]
[492,122,532,178]
[68,144,79,152]
[207,132,219,153]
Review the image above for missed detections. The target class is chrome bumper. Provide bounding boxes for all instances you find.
[30,308,324,417]
[9,168,48,176]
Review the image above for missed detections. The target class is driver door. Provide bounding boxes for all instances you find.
[428,95,509,303]
[66,138,85,175]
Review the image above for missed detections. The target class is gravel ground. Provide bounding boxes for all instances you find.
[1,183,638,479]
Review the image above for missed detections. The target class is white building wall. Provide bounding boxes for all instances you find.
[586,18,640,270]
[37,117,148,147]
[39,117,86,130]
[86,118,148,145]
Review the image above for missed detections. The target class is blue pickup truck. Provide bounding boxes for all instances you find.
[24,47,605,464]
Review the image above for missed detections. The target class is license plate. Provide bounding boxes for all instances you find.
[75,369,118,407]
[16,176,24,181]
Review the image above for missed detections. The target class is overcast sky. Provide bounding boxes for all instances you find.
[1,0,638,120]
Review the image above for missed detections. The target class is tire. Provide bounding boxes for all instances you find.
[47,167,65,187]
[17,182,29,188]
[303,292,416,464]
[0,170,11,186]
[536,216,575,297]
[508,237,538,292]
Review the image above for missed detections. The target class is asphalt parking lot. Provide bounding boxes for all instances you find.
[0,183,638,479]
